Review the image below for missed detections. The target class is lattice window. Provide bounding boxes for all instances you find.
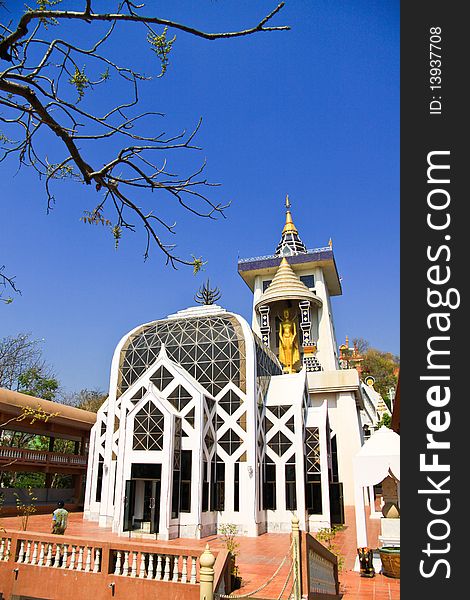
[204,428,215,454]
[168,385,192,412]
[305,427,321,475]
[264,415,274,432]
[219,428,242,456]
[174,417,182,469]
[150,366,173,391]
[130,386,146,404]
[218,389,242,415]
[285,416,295,432]
[133,402,164,451]
[268,431,292,457]
[185,407,195,428]
[119,316,247,397]
[269,405,290,419]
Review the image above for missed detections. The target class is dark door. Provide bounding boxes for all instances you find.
[329,481,345,525]
[123,479,136,531]
[150,479,161,534]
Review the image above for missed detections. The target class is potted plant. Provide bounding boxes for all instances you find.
[218,524,242,590]
[379,546,400,578]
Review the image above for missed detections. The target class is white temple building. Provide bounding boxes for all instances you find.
[84,198,366,539]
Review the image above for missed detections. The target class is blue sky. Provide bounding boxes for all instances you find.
[0,0,399,394]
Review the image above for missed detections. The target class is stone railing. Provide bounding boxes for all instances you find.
[0,445,87,468]
[16,537,101,572]
[110,548,199,583]
[0,537,12,562]
[0,531,230,600]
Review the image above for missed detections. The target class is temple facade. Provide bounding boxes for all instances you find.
[84,199,365,539]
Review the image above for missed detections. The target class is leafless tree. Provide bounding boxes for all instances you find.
[0,1,288,280]
[0,265,19,303]
[0,332,48,389]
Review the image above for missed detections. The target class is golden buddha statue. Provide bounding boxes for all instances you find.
[279,308,300,373]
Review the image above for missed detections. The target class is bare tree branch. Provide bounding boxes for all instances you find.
[0,1,289,271]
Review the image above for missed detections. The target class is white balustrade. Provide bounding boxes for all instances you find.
[114,550,122,576]
[139,552,146,578]
[131,551,138,577]
[172,555,179,582]
[31,541,38,565]
[155,554,162,580]
[12,540,201,585]
[24,540,31,564]
[163,555,170,581]
[93,548,101,573]
[38,542,45,566]
[62,544,68,569]
[17,540,25,564]
[45,543,53,567]
[122,550,129,576]
[76,546,83,571]
[53,544,61,568]
[147,553,154,579]
[85,547,92,572]
[190,555,197,584]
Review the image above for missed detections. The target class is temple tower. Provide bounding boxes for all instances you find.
[238,196,341,372]
[238,197,364,512]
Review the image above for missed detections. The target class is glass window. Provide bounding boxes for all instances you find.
[234,462,240,512]
[119,316,247,398]
[211,457,225,511]
[219,429,242,455]
[285,463,297,510]
[262,279,272,292]
[300,274,315,289]
[130,386,146,404]
[150,366,173,391]
[168,385,192,412]
[306,473,323,514]
[133,402,164,451]
[263,460,276,510]
[180,450,192,512]
[305,428,321,475]
[268,431,291,457]
[202,461,209,512]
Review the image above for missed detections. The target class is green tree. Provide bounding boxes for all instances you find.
[361,348,399,407]
[17,367,59,401]
[0,1,289,289]
[377,412,392,429]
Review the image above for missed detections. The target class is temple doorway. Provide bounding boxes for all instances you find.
[123,463,161,534]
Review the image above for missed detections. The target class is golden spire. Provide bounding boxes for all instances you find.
[328,238,333,248]
[282,194,298,235]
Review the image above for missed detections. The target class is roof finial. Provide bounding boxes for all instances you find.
[282,196,297,235]
[328,238,333,248]
[275,194,307,255]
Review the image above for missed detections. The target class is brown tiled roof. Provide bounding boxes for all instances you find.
[0,387,97,429]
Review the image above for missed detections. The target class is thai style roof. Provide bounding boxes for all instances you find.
[255,257,322,309]
[275,195,308,256]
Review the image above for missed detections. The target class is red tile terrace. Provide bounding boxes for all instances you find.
[0,507,399,599]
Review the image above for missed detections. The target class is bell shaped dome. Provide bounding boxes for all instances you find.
[255,257,322,310]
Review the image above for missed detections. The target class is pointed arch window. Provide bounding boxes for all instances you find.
[133,402,164,451]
